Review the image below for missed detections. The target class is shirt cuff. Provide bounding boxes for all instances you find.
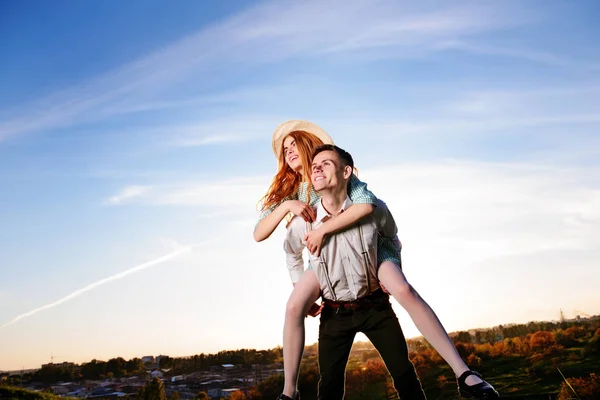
[289,267,304,284]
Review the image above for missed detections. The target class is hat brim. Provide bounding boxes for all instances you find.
[272,120,334,159]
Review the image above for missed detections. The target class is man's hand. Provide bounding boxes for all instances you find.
[286,200,315,222]
[305,227,326,257]
[306,302,324,317]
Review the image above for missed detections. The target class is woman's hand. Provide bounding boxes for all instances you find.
[379,282,390,294]
[286,200,316,222]
[306,302,324,317]
[304,227,326,257]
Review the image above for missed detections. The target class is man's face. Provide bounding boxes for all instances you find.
[311,150,349,191]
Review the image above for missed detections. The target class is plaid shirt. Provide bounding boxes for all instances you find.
[257,175,402,267]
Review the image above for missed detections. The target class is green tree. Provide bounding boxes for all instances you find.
[138,377,167,400]
[127,358,147,376]
[107,357,127,378]
[81,359,107,380]
[454,331,473,344]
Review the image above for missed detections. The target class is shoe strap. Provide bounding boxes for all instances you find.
[458,370,483,386]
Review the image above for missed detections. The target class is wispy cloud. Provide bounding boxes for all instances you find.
[435,40,600,71]
[0,244,199,329]
[162,116,280,148]
[105,185,151,205]
[0,0,537,142]
[105,176,269,207]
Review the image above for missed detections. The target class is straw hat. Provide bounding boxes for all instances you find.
[271,120,334,159]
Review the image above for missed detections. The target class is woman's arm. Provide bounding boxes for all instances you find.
[324,203,374,234]
[305,174,378,254]
[254,200,316,242]
[304,203,374,253]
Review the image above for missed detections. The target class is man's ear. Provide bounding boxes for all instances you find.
[343,165,353,180]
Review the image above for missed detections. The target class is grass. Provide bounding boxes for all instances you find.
[0,385,70,400]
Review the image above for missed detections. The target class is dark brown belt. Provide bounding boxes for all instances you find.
[323,289,387,310]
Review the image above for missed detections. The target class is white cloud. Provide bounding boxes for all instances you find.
[120,159,599,341]
[4,159,600,369]
[105,185,151,205]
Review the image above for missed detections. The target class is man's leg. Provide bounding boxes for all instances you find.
[318,308,356,400]
[282,270,322,398]
[360,304,427,400]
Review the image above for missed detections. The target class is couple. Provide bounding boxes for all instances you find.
[255,121,500,399]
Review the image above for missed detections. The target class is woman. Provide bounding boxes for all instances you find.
[255,120,499,400]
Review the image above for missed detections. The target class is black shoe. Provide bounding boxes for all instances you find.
[277,392,300,400]
[457,370,499,399]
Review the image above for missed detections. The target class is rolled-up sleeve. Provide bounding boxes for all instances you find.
[375,200,399,240]
[348,174,378,205]
[283,218,306,283]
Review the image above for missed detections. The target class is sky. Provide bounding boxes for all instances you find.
[1,0,599,371]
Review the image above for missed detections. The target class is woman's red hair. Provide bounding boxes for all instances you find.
[260,130,325,212]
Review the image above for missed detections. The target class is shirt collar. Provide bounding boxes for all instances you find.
[316,196,354,223]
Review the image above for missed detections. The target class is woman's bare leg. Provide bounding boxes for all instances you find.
[282,270,322,397]
[378,261,483,385]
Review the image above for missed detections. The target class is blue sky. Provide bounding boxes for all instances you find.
[1,0,599,371]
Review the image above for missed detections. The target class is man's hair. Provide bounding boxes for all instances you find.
[312,144,354,170]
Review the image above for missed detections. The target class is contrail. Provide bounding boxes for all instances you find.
[1,244,199,329]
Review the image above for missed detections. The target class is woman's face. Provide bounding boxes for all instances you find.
[282,135,302,172]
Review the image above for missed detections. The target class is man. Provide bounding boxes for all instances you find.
[284,144,427,400]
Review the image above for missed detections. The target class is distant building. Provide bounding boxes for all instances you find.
[51,386,69,395]
[42,361,74,369]
[150,370,163,378]
[142,356,155,364]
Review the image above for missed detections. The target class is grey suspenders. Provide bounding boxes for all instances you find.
[307,216,374,302]
[358,222,373,296]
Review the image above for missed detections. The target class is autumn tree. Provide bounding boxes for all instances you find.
[557,373,600,400]
[253,374,284,399]
[467,353,482,368]
[529,331,556,352]
[229,391,247,400]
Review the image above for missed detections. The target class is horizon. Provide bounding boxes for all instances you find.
[2,313,598,373]
[1,0,599,371]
